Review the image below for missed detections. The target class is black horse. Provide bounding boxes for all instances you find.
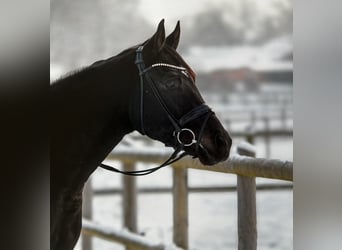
[51,20,232,250]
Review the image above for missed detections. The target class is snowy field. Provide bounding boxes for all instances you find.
[73,83,293,250]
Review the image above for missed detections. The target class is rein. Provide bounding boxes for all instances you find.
[99,46,213,176]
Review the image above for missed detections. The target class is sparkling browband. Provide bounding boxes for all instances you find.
[151,63,187,71]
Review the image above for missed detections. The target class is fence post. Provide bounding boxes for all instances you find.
[82,178,93,250]
[246,126,255,145]
[173,167,189,249]
[122,162,138,250]
[237,143,257,250]
[281,108,287,128]
[251,110,256,129]
[263,117,271,158]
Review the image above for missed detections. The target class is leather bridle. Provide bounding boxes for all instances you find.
[100,46,213,176]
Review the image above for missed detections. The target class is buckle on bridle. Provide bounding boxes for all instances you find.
[175,128,197,147]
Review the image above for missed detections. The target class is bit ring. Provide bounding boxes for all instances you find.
[176,128,197,147]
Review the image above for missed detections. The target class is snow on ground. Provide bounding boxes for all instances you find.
[76,188,292,250]
[76,143,292,249]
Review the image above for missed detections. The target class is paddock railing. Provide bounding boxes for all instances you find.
[81,142,293,250]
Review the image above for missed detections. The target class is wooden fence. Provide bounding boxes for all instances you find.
[129,114,293,159]
[81,142,293,250]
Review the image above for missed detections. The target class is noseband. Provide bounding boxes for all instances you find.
[100,46,213,176]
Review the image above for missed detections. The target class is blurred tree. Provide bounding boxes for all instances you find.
[51,0,103,67]
[274,0,293,35]
[181,7,243,49]
[51,0,152,69]
[51,0,292,67]
[179,0,292,50]
[254,0,292,44]
[240,0,258,43]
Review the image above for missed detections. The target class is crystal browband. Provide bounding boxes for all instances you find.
[151,63,187,71]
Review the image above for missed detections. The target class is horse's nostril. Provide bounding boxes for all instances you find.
[215,135,227,148]
[215,134,232,159]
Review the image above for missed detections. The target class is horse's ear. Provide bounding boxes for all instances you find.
[145,19,166,53]
[166,21,180,50]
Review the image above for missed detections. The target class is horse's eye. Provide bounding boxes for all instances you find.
[164,77,181,89]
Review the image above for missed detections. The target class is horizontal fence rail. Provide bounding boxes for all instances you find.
[82,219,183,250]
[82,142,293,250]
[130,128,293,139]
[105,147,293,181]
[230,129,293,137]
[92,183,293,195]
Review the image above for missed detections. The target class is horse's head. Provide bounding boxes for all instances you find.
[130,20,231,165]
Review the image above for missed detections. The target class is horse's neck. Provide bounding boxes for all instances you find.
[51,58,136,194]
